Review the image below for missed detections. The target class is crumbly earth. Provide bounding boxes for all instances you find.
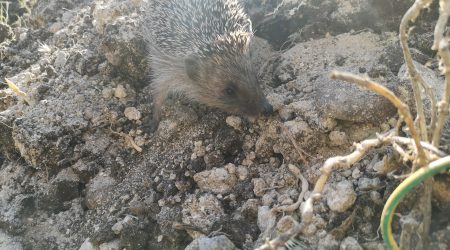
[0,0,449,250]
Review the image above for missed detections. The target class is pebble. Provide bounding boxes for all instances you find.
[326,180,356,213]
[193,166,237,194]
[252,178,267,197]
[114,84,127,98]
[54,50,68,68]
[124,107,141,121]
[340,236,363,250]
[236,165,249,180]
[102,87,114,99]
[358,177,381,191]
[257,206,276,232]
[185,236,237,250]
[182,194,225,232]
[225,116,242,130]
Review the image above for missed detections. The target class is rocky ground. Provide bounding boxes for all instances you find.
[0,0,449,249]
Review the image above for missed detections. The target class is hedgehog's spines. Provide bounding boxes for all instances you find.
[143,0,272,125]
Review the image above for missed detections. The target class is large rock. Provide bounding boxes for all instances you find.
[272,32,412,124]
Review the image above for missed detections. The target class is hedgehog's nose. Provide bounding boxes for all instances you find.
[261,98,273,116]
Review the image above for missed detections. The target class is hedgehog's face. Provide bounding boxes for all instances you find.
[185,54,273,119]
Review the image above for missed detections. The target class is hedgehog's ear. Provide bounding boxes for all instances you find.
[185,54,201,81]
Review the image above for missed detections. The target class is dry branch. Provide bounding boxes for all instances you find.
[255,218,305,250]
[272,164,309,213]
[399,0,433,143]
[432,22,450,146]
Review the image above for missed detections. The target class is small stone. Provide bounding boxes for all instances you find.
[276,216,296,232]
[99,239,120,250]
[182,194,225,232]
[252,178,267,197]
[193,167,237,194]
[54,50,68,68]
[361,242,385,250]
[102,88,114,99]
[303,224,317,236]
[185,236,237,250]
[134,136,146,147]
[329,131,348,146]
[358,177,381,191]
[318,234,339,250]
[352,168,362,179]
[326,180,356,213]
[226,116,242,130]
[79,238,96,250]
[124,107,141,121]
[340,236,363,250]
[52,168,80,202]
[114,85,127,98]
[261,190,277,206]
[191,141,206,160]
[237,165,249,180]
[111,215,133,235]
[284,119,312,137]
[85,175,116,209]
[112,221,123,234]
[257,206,276,232]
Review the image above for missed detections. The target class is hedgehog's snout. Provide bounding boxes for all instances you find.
[241,97,273,120]
[261,98,273,115]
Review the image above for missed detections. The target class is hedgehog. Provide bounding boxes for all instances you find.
[142,0,273,125]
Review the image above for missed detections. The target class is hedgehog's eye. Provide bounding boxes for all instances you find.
[225,87,235,96]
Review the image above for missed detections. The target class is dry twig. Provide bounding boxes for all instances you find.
[432,39,450,146]
[272,164,309,213]
[4,78,30,104]
[109,127,143,152]
[399,0,433,144]
[255,218,305,250]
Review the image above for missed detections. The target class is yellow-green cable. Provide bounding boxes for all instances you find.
[381,156,450,250]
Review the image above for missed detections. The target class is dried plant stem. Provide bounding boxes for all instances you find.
[392,136,446,158]
[330,71,428,166]
[301,136,385,223]
[255,219,305,250]
[399,0,433,143]
[272,164,309,213]
[300,132,442,225]
[431,0,450,147]
[432,0,450,51]
[432,61,450,146]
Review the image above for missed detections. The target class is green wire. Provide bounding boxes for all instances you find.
[381,156,450,250]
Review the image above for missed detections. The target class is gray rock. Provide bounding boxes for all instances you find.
[182,194,225,232]
[340,236,363,250]
[193,165,237,194]
[100,15,148,85]
[257,206,276,232]
[185,235,237,250]
[398,61,443,100]
[85,175,116,209]
[49,168,80,202]
[357,177,381,191]
[274,32,405,124]
[326,180,356,213]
